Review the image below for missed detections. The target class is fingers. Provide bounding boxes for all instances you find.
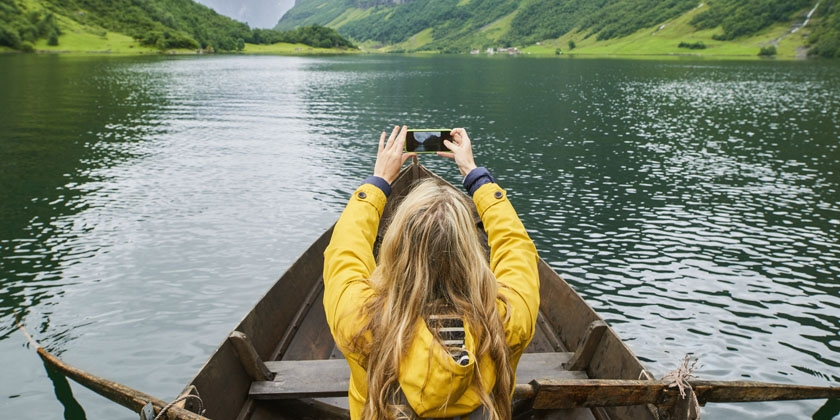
[385,125,405,151]
[450,128,468,143]
[396,125,407,150]
[388,125,400,144]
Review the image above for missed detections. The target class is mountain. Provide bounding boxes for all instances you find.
[0,0,355,53]
[274,0,840,58]
[193,0,295,29]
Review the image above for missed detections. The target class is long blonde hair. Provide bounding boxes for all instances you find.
[356,179,513,419]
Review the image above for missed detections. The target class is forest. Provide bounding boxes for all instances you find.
[506,0,698,44]
[0,0,356,52]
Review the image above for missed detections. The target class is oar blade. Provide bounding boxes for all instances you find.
[693,381,840,404]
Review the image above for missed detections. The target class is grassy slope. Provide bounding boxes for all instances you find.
[359,7,517,52]
[517,3,811,59]
[331,8,374,29]
[479,11,517,44]
[27,10,160,54]
[4,0,355,55]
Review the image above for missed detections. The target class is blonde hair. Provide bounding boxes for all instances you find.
[356,179,513,419]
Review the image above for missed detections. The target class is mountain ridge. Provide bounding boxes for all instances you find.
[275,0,840,58]
[0,0,356,53]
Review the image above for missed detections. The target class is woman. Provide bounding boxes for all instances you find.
[323,126,539,419]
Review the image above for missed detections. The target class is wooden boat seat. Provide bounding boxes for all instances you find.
[249,352,586,399]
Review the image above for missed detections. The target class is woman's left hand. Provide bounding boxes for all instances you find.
[374,125,415,184]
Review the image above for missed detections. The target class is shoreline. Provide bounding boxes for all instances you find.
[0,48,816,61]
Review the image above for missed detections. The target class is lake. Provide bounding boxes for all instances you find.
[0,53,838,419]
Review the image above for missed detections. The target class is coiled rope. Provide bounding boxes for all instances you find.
[152,389,206,420]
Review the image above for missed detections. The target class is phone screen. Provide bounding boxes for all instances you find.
[405,130,452,153]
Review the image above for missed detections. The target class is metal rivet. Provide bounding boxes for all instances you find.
[494,191,503,199]
[357,191,367,199]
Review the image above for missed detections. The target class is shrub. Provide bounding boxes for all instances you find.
[678,41,706,50]
[758,45,777,56]
[809,36,839,58]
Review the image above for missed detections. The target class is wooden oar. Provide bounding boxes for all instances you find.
[520,378,840,410]
[17,321,209,420]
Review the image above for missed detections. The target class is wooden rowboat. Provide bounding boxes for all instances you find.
[180,163,663,420]
[24,163,839,420]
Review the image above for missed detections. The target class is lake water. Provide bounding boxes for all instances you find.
[0,54,838,419]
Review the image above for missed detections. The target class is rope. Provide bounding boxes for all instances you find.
[661,354,699,398]
[661,354,702,418]
[152,390,206,420]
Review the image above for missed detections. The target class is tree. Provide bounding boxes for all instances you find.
[47,29,59,46]
[0,26,22,49]
[568,40,576,50]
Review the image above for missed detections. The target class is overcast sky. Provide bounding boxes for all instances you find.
[194,0,296,29]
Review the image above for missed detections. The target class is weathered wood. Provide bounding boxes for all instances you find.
[35,347,209,420]
[664,385,700,420]
[565,321,607,371]
[528,378,840,410]
[252,359,349,399]
[532,311,566,352]
[252,357,840,411]
[188,225,337,420]
[16,316,207,420]
[530,379,666,409]
[230,331,274,381]
[535,258,657,420]
[251,352,584,400]
[691,380,840,404]
[270,280,325,361]
[173,386,203,415]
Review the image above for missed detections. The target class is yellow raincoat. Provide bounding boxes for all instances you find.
[323,181,539,419]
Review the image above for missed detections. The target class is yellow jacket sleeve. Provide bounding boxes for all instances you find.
[473,183,540,356]
[323,184,386,347]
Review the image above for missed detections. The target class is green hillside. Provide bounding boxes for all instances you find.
[0,0,356,54]
[275,0,840,58]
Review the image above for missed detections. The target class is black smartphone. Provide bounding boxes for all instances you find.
[405,129,452,153]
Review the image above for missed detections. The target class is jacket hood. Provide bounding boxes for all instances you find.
[397,318,494,417]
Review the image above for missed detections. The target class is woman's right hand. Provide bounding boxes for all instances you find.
[439,128,478,177]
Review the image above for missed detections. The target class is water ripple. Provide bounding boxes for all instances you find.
[1,56,838,420]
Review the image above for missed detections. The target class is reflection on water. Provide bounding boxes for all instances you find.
[1,55,838,419]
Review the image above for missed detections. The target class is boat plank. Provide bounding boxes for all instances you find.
[251,353,584,400]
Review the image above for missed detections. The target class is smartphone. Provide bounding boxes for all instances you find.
[405,129,452,153]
